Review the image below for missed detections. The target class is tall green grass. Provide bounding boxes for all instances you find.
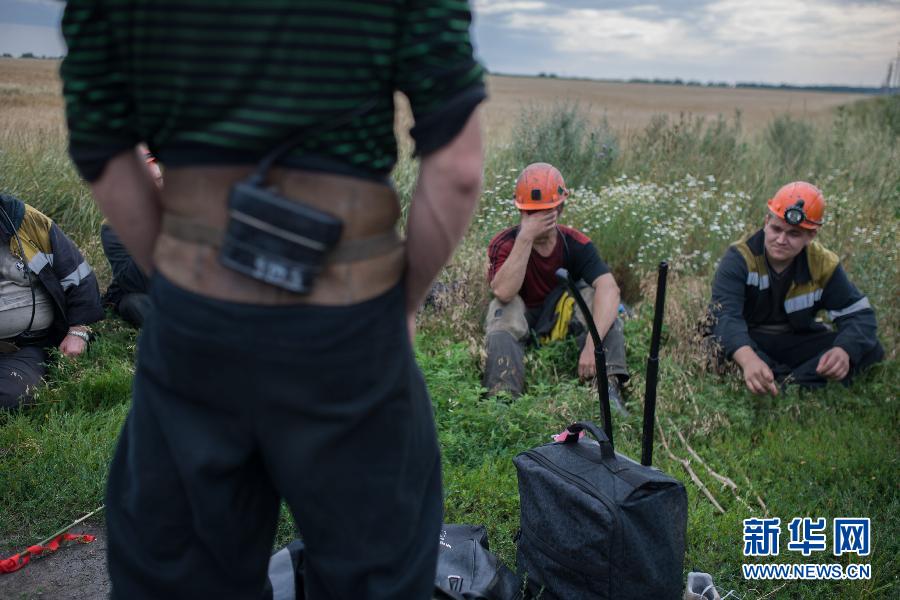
[1,92,897,599]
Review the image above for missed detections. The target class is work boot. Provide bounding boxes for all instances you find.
[606,376,629,417]
[684,572,722,600]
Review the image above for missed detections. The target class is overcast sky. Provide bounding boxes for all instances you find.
[1,0,899,86]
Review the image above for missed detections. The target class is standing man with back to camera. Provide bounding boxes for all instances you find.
[60,1,485,598]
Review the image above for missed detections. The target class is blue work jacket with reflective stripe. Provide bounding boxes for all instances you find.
[710,229,879,364]
[0,194,104,345]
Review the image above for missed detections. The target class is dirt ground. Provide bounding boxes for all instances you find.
[0,521,110,599]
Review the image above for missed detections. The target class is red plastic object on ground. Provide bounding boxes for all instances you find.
[0,533,95,574]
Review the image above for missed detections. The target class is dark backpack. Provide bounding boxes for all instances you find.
[265,525,522,600]
[435,524,523,600]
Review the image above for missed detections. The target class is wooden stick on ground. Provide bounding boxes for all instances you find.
[36,505,105,548]
[757,582,787,599]
[671,421,738,491]
[657,422,725,514]
[742,476,769,516]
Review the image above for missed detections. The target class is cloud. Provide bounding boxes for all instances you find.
[472,1,548,15]
[500,7,719,61]
[471,0,900,84]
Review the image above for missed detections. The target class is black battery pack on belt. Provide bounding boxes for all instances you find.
[221,179,342,294]
[219,98,377,294]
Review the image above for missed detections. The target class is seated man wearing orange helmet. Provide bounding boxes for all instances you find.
[483,163,629,410]
[707,181,884,394]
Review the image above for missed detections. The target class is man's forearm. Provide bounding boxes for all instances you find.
[490,236,533,302]
[89,149,162,274]
[584,277,619,351]
[593,286,618,340]
[405,109,483,313]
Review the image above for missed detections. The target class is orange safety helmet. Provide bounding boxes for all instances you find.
[514,163,568,211]
[767,181,825,230]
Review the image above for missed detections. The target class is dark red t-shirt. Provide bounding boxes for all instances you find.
[487,225,610,308]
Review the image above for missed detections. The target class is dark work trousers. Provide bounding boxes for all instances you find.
[0,345,47,409]
[482,289,628,397]
[116,292,151,328]
[105,274,442,600]
[749,327,884,388]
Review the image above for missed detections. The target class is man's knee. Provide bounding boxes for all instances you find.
[118,293,151,328]
[484,296,529,340]
[0,371,40,409]
[483,330,526,397]
[600,318,629,380]
[0,348,47,409]
[856,340,885,373]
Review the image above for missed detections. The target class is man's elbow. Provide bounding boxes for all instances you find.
[429,150,483,205]
[490,281,515,304]
[608,280,621,304]
[595,276,620,303]
[423,111,484,205]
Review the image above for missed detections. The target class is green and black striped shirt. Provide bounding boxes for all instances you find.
[61,0,485,182]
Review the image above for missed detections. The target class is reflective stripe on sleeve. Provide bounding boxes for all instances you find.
[746,272,770,290]
[28,253,53,273]
[828,297,872,319]
[784,289,823,314]
[59,261,93,290]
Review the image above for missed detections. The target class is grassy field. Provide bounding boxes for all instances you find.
[1,58,898,598]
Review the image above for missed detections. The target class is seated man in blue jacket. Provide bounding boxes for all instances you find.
[707,181,884,395]
[0,193,104,408]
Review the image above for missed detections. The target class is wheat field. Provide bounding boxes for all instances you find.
[1,57,868,143]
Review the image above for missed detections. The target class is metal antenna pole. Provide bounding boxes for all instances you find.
[641,262,668,466]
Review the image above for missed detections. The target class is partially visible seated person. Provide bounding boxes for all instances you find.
[705,181,884,395]
[101,223,149,327]
[100,146,158,327]
[483,163,629,411]
[0,193,104,409]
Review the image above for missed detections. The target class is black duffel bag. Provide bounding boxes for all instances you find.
[514,421,687,599]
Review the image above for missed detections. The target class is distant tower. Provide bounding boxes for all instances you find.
[885,42,900,93]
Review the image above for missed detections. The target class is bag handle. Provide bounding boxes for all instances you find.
[562,421,615,460]
[555,268,614,448]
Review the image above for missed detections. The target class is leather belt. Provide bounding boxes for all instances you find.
[154,167,405,306]
[161,214,401,264]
